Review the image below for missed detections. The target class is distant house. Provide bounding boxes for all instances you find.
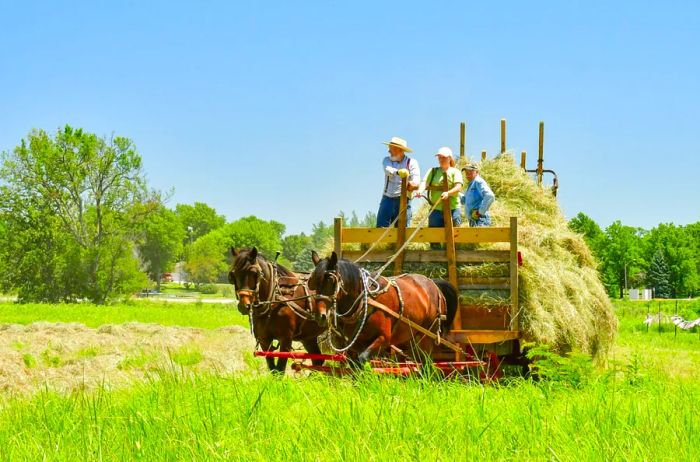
[629,288,652,300]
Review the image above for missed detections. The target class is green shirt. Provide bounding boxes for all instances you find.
[424,167,462,211]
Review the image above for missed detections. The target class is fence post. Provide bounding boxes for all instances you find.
[460,122,466,159]
[646,302,650,333]
[675,300,678,338]
[394,178,408,275]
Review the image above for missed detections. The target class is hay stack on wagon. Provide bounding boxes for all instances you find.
[413,153,616,358]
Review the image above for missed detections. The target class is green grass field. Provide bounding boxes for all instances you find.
[1,299,699,461]
[0,301,247,330]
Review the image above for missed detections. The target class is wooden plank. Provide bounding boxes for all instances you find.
[510,216,519,331]
[368,299,464,354]
[538,121,544,186]
[459,122,465,159]
[342,227,510,245]
[442,175,460,333]
[396,227,510,244]
[500,118,506,153]
[342,227,397,244]
[334,217,343,258]
[394,178,408,275]
[460,305,509,329]
[342,249,511,264]
[448,330,520,344]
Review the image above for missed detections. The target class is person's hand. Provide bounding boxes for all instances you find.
[414,192,424,199]
[440,192,449,201]
[471,209,480,220]
[397,168,409,179]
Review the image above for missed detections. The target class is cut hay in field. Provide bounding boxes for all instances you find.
[0,322,257,395]
[332,153,616,360]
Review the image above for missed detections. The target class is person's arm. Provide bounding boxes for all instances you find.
[414,169,430,198]
[440,182,462,201]
[476,179,495,214]
[407,159,420,191]
[440,170,462,200]
[383,157,397,176]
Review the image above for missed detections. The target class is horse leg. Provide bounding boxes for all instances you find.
[301,338,324,366]
[259,338,277,372]
[358,335,388,365]
[274,338,293,375]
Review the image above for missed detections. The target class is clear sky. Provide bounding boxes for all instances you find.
[1,1,698,234]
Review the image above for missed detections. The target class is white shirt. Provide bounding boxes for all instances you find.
[382,155,420,198]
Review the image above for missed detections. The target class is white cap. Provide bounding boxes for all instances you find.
[435,147,453,158]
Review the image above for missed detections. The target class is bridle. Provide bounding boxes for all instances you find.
[233,259,277,316]
[313,269,348,316]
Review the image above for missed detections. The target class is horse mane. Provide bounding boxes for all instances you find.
[234,248,295,277]
[335,259,363,294]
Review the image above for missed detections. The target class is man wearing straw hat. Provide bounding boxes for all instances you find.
[376,136,420,227]
[462,163,495,227]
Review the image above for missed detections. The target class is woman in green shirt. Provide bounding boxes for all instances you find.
[416,147,463,228]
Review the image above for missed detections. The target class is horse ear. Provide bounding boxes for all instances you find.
[329,251,338,269]
[250,247,258,260]
[231,247,238,258]
[311,250,320,266]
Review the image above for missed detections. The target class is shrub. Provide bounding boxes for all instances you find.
[197,283,218,295]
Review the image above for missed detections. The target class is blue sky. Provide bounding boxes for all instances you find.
[1,1,698,234]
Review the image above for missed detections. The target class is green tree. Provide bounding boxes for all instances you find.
[184,215,286,283]
[175,202,226,247]
[0,126,152,303]
[647,249,672,298]
[137,204,185,291]
[599,221,645,298]
[569,212,604,254]
[644,223,699,297]
[282,233,313,271]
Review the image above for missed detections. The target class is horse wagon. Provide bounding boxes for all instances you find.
[238,120,558,379]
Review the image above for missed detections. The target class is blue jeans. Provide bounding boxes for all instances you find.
[468,214,491,227]
[376,196,412,227]
[428,209,462,228]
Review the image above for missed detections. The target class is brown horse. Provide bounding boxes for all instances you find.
[308,251,458,364]
[229,247,325,373]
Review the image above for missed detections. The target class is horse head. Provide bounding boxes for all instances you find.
[308,250,347,326]
[229,246,268,315]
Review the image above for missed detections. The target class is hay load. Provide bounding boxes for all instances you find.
[428,153,617,358]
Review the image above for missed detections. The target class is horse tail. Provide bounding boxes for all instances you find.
[432,279,458,334]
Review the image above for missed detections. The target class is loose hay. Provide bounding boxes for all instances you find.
[0,322,257,396]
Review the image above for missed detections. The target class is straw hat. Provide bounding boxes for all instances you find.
[382,136,413,153]
[464,163,479,171]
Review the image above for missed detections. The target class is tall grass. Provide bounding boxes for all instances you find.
[0,368,698,461]
[0,301,247,330]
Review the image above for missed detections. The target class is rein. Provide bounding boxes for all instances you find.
[318,267,405,353]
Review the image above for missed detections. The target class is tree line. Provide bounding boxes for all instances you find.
[2,126,697,303]
[0,126,373,303]
[569,213,700,299]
